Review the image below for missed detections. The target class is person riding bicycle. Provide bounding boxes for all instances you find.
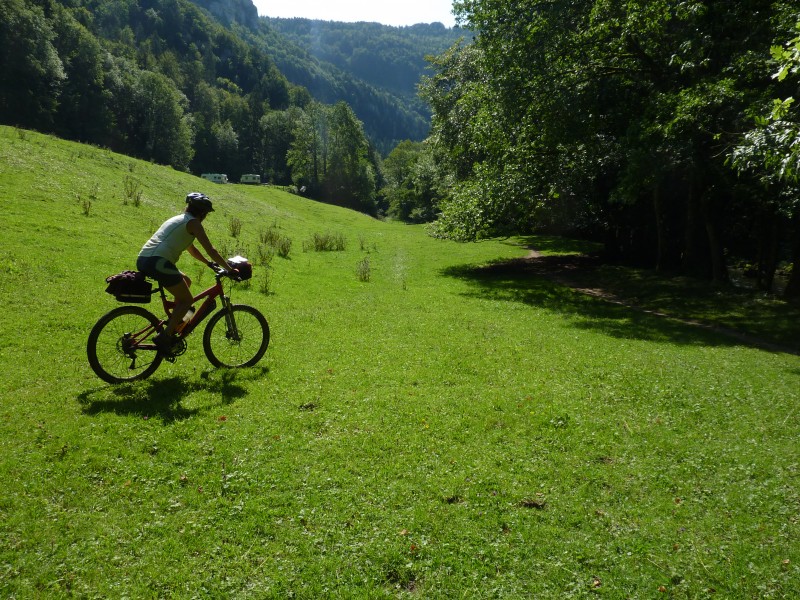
[137,192,234,354]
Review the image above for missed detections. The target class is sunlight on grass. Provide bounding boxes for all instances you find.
[0,126,799,597]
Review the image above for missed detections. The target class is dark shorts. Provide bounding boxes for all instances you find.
[136,256,184,287]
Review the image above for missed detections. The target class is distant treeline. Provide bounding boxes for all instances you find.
[6,0,800,295]
[0,0,457,193]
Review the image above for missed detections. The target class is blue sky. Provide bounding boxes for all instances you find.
[252,0,457,28]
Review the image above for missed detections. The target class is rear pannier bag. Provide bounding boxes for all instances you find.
[228,255,253,281]
[105,270,152,303]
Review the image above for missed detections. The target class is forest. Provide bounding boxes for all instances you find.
[0,0,455,213]
[2,0,800,296]
[419,1,800,297]
[260,18,464,153]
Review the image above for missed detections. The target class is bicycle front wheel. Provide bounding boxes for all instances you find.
[202,304,269,368]
[87,306,163,384]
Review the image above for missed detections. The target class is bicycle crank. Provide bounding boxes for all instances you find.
[164,337,188,363]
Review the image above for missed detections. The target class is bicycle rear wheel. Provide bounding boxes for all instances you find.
[87,306,163,384]
[202,304,269,368]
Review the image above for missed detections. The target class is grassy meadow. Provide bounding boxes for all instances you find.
[1,125,799,598]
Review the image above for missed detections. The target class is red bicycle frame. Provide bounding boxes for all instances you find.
[118,268,238,356]
[161,275,228,338]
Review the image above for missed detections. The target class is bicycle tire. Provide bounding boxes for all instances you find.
[87,306,164,384]
[202,304,269,368]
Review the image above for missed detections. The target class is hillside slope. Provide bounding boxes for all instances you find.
[196,0,466,151]
[2,127,798,597]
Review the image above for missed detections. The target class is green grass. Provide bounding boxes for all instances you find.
[1,125,799,598]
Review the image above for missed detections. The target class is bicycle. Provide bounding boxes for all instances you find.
[87,263,269,384]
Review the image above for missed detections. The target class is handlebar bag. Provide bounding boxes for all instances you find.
[228,256,253,281]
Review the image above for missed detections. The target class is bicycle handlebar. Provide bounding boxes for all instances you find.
[207,261,241,281]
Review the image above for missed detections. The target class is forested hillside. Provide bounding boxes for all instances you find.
[259,19,464,151]
[0,0,459,216]
[269,20,462,98]
[2,0,292,175]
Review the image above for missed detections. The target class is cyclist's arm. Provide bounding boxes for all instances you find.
[185,243,209,264]
[186,220,232,271]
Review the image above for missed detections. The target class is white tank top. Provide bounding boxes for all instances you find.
[138,213,196,264]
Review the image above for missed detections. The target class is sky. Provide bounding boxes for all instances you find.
[251,0,457,28]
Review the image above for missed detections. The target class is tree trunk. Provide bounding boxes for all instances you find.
[702,190,728,283]
[705,217,728,282]
[683,181,709,277]
[653,184,668,272]
[756,216,778,292]
[784,216,800,300]
[653,175,685,272]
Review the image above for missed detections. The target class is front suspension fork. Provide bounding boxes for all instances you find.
[220,295,241,341]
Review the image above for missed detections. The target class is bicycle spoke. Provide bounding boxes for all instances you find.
[87,307,163,383]
[203,305,269,368]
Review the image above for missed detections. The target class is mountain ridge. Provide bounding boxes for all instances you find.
[189,0,465,150]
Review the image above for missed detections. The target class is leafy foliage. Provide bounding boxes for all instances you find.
[424,0,800,296]
[0,0,66,128]
[733,21,800,183]
[382,140,442,222]
[288,101,378,213]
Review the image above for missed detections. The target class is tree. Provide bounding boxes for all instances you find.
[428,0,788,283]
[138,69,194,169]
[324,101,376,212]
[256,108,295,184]
[733,22,800,182]
[732,18,800,298]
[51,7,110,142]
[287,101,327,195]
[105,57,194,169]
[211,120,238,173]
[383,140,441,222]
[216,87,250,179]
[421,40,523,239]
[0,0,65,129]
[286,101,377,211]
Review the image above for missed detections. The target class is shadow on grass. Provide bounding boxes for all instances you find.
[442,255,800,355]
[78,365,270,422]
[505,234,604,256]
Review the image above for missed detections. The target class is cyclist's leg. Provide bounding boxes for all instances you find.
[163,278,193,336]
[137,256,192,337]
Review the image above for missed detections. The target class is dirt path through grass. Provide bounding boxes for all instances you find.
[525,247,799,355]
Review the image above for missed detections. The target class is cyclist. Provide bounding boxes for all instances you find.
[137,192,234,354]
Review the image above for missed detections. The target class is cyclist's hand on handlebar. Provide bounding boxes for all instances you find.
[219,268,241,281]
[207,261,240,280]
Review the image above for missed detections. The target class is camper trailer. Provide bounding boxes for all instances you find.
[240,174,261,185]
[200,173,228,184]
